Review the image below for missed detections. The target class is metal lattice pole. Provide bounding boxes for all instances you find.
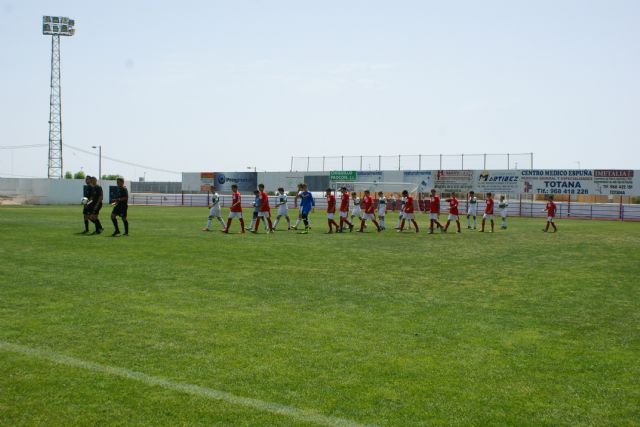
[47,35,63,179]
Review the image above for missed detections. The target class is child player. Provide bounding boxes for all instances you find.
[298,184,315,233]
[202,185,226,232]
[428,189,444,234]
[543,195,558,232]
[247,189,261,231]
[443,192,461,233]
[480,192,495,233]
[467,190,478,229]
[397,190,419,233]
[338,187,353,232]
[377,191,387,230]
[499,195,509,229]
[272,187,291,230]
[395,194,411,230]
[252,183,273,233]
[222,184,245,233]
[325,188,340,233]
[358,190,381,232]
[293,183,305,230]
[350,192,362,224]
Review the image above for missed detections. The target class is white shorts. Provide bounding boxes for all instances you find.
[429,213,439,220]
[483,213,493,220]
[340,211,349,218]
[277,206,289,216]
[363,213,375,220]
[403,213,415,220]
[258,211,270,218]
[228,211,243,219]
[448,214,459,221]
[501,211,508,218]
[351,208,362,216]
[378,209,386,217]
[467,208,477,216]
[327,213,335,219]
[547,216,555,222]
[209,206,222,217]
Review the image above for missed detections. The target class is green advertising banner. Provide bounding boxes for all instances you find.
[329,171,358,181]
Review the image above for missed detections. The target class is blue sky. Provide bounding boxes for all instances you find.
[1,0,638,180]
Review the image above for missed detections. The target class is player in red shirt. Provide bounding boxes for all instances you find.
[480,192,495,233]
[325,188,341,233]
[357,190,381,232]
[543,195,558,232]
[338,187,354,232]
[252,183,273,233]
[443,192,461,233]
[428,189,444,234]
[398,190,419,232]
[223,184,245,233]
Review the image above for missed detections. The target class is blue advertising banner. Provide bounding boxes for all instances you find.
[199,172,257,192]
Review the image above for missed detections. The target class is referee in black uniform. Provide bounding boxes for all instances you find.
[89,176,104,234]
[82,175,94,233]
[111,177,129,236]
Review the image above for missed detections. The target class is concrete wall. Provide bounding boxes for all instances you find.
[0,178,124,205]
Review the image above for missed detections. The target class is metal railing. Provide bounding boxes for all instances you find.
[130,193,640,221]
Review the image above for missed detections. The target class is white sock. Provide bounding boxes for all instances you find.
[206,218,212,228]
[273,218,279,229]
[217,217,226,228]
[295,218,301,227]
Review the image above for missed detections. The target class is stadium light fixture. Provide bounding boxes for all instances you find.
[42,16,75,36]
[43,15,75,179]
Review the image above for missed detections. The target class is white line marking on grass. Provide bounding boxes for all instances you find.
[0,341,373,427]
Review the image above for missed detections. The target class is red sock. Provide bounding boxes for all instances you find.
[267,218,273,230]
[225,218,232,231]
[412,220,419,232]
[400,219,405,230]
[372,219,380,231]
[239,218,245,231]
[359,219,365,231]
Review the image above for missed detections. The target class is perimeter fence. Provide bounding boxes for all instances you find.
[129,193,640,221]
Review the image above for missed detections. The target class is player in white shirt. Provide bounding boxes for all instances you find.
[377,191,387,230]
[202,186,227,231]
[498,195,509,229]
[350,192,362,223]
[272,187,291,231]
[467,190,478,229]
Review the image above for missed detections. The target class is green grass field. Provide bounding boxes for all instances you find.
[1,205,639,426]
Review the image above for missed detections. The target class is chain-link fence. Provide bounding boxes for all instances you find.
[289,153,534,172]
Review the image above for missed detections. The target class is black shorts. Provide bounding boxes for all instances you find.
[92,202,103,215]
[112,204,128,217]
[83,205,92,215]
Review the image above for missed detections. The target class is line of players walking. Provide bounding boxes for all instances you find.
[202,183,558,234]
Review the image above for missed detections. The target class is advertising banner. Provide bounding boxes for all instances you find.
[433,170,473,193]
[521,170,593,196]
[403,171,433,192]
[473,170,521,194]
[199,172,257,192]
[592,170,637,196]
[357,171,384,182]
[329,171,358,181]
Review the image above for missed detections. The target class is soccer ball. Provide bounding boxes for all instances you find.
[81,197,89,205]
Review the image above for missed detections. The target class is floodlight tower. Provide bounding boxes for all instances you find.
[42,16,75,179]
